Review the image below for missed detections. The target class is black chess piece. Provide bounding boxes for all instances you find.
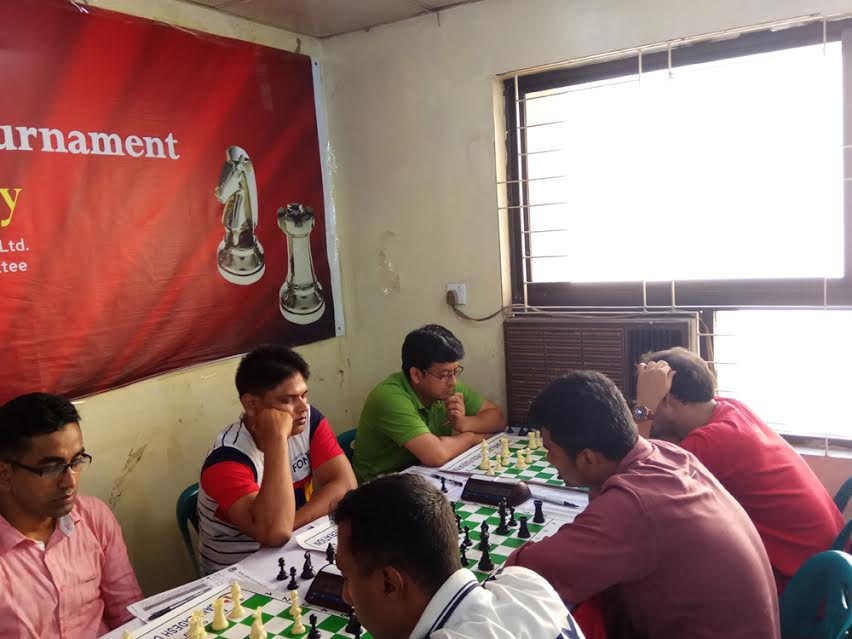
[480,520,489,535]
[345,610,361,635]
[287,566,298,590]
[455,513,462,533]
[533,499,545,524]
[462,525,472,547]
[440,477,448,493]
[506,425,514,434]
[326,543,336,565]
[478,530,490,552]
[276,557,287,580]
[460,543,470,567]
[478,542,495,572]
[307,613,321,639]
[301,551,315,579]
[508,506,518,527]
[518,515,531,539]
[496,503,510,535]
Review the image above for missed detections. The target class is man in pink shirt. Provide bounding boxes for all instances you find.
[506,371,780,639]
[635,348,844,592]
[0,393,142,639]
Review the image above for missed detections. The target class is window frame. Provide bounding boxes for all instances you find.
[505,20,852,309]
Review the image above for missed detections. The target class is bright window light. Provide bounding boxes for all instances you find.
[524,43,844,284]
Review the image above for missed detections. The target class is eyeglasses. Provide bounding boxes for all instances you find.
[3,453,93,479]
[423,366,464,381]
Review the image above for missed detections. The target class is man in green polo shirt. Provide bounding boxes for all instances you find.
[353,324,506,483]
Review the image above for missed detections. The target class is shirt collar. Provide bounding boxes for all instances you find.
[398,372,428,413]
[615,437,654,474]
[0,503,80,555]
[409,568,479,639]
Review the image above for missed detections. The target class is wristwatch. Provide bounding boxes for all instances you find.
[632,404,655,422]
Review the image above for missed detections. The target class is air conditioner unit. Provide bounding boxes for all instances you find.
[503,314,699,429]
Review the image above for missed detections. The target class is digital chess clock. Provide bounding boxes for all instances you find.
[460,476,532,507]
[304,564,350,614]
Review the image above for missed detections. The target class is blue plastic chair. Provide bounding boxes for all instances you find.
[337,428,357,462]
[834,476,852,513]
[832,520,852,552]
[779,550,852,639]
[176,483,200,577]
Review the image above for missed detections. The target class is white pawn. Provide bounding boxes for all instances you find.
[516,449,527,470]
[524,446,532,459]
[478,440,490,470]
[211,597,229,631]
[485,461,495,476]
[493,456,504,473]
[228,581,245,619]
[291,607,306,634]
[249,607,267,639]
[289,589,301,617]
[122,632,135,639]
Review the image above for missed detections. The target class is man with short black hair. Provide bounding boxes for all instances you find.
[507,371,780,639]
[636,347,844,592]
[0,392,142,638]
[198,344,356,574]
[353,325,505,483]
[332,474,583,639]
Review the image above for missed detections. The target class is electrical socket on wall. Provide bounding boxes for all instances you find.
[446,283,467,306]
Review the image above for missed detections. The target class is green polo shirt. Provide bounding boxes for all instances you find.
[352,371,484,483]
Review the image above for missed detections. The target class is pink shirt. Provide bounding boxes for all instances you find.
[507,438,780,639]
[0,495,142,639]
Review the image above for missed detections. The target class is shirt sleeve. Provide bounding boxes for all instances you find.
[678,428,731,483]
[309,415,344,469]
[90,499,143,629]
[457,380,484,416]
[200,461,260,514]
[505,487,655,604]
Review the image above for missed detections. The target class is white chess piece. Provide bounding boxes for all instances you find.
[249,607,267,639]
[291,607,306,634]
[211,597,229,631]
[189,611,208,639]
[500,436,510,458]
[516,449,527,470]
[289,589,301,617]
[122,631,135,639]
[478,439,490,470]
[228,581,245,619]
[485,460,495,476]
[494,455,504,473]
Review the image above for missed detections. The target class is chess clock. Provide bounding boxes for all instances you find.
[461,476,531,507]
[304,564,350,614]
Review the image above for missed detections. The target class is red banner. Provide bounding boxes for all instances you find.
[0,0,339,402]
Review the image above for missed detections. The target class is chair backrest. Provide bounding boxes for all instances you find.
[834,476,852,513]
[832,520,852,552]
[337,428,357,462]
[780,550,852,639]
[176,483,200,576]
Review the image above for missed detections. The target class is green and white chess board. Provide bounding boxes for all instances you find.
[453,501,566,583]
[441,433,565,487]
[132,582,371,639]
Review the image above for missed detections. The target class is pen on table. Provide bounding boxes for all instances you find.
[533,495,579,509]
[149,592,205,619]
[432,473,465,486]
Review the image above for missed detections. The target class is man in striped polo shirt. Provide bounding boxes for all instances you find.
[197,344,357,574]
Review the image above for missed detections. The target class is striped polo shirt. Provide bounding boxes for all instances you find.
[197,406,342,574]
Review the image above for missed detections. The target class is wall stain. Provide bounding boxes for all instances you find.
[108,444,147,510]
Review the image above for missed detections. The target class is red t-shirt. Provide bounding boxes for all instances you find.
[201,407,343,520]
[679,397,844,592]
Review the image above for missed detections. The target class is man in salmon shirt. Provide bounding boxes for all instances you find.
[0,393,142,639]
[635,347,844,592]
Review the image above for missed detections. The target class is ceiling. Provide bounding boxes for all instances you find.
[181,0,479,38]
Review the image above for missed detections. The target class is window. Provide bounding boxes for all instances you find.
[505,20,852,308]
[714,310,852,440]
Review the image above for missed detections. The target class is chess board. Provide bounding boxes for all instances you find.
[454,501,566,583]
[131,582,370,639]
[441,433,565,488]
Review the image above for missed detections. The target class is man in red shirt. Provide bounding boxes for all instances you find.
[197,344,357,574]
[636,347,844,592]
